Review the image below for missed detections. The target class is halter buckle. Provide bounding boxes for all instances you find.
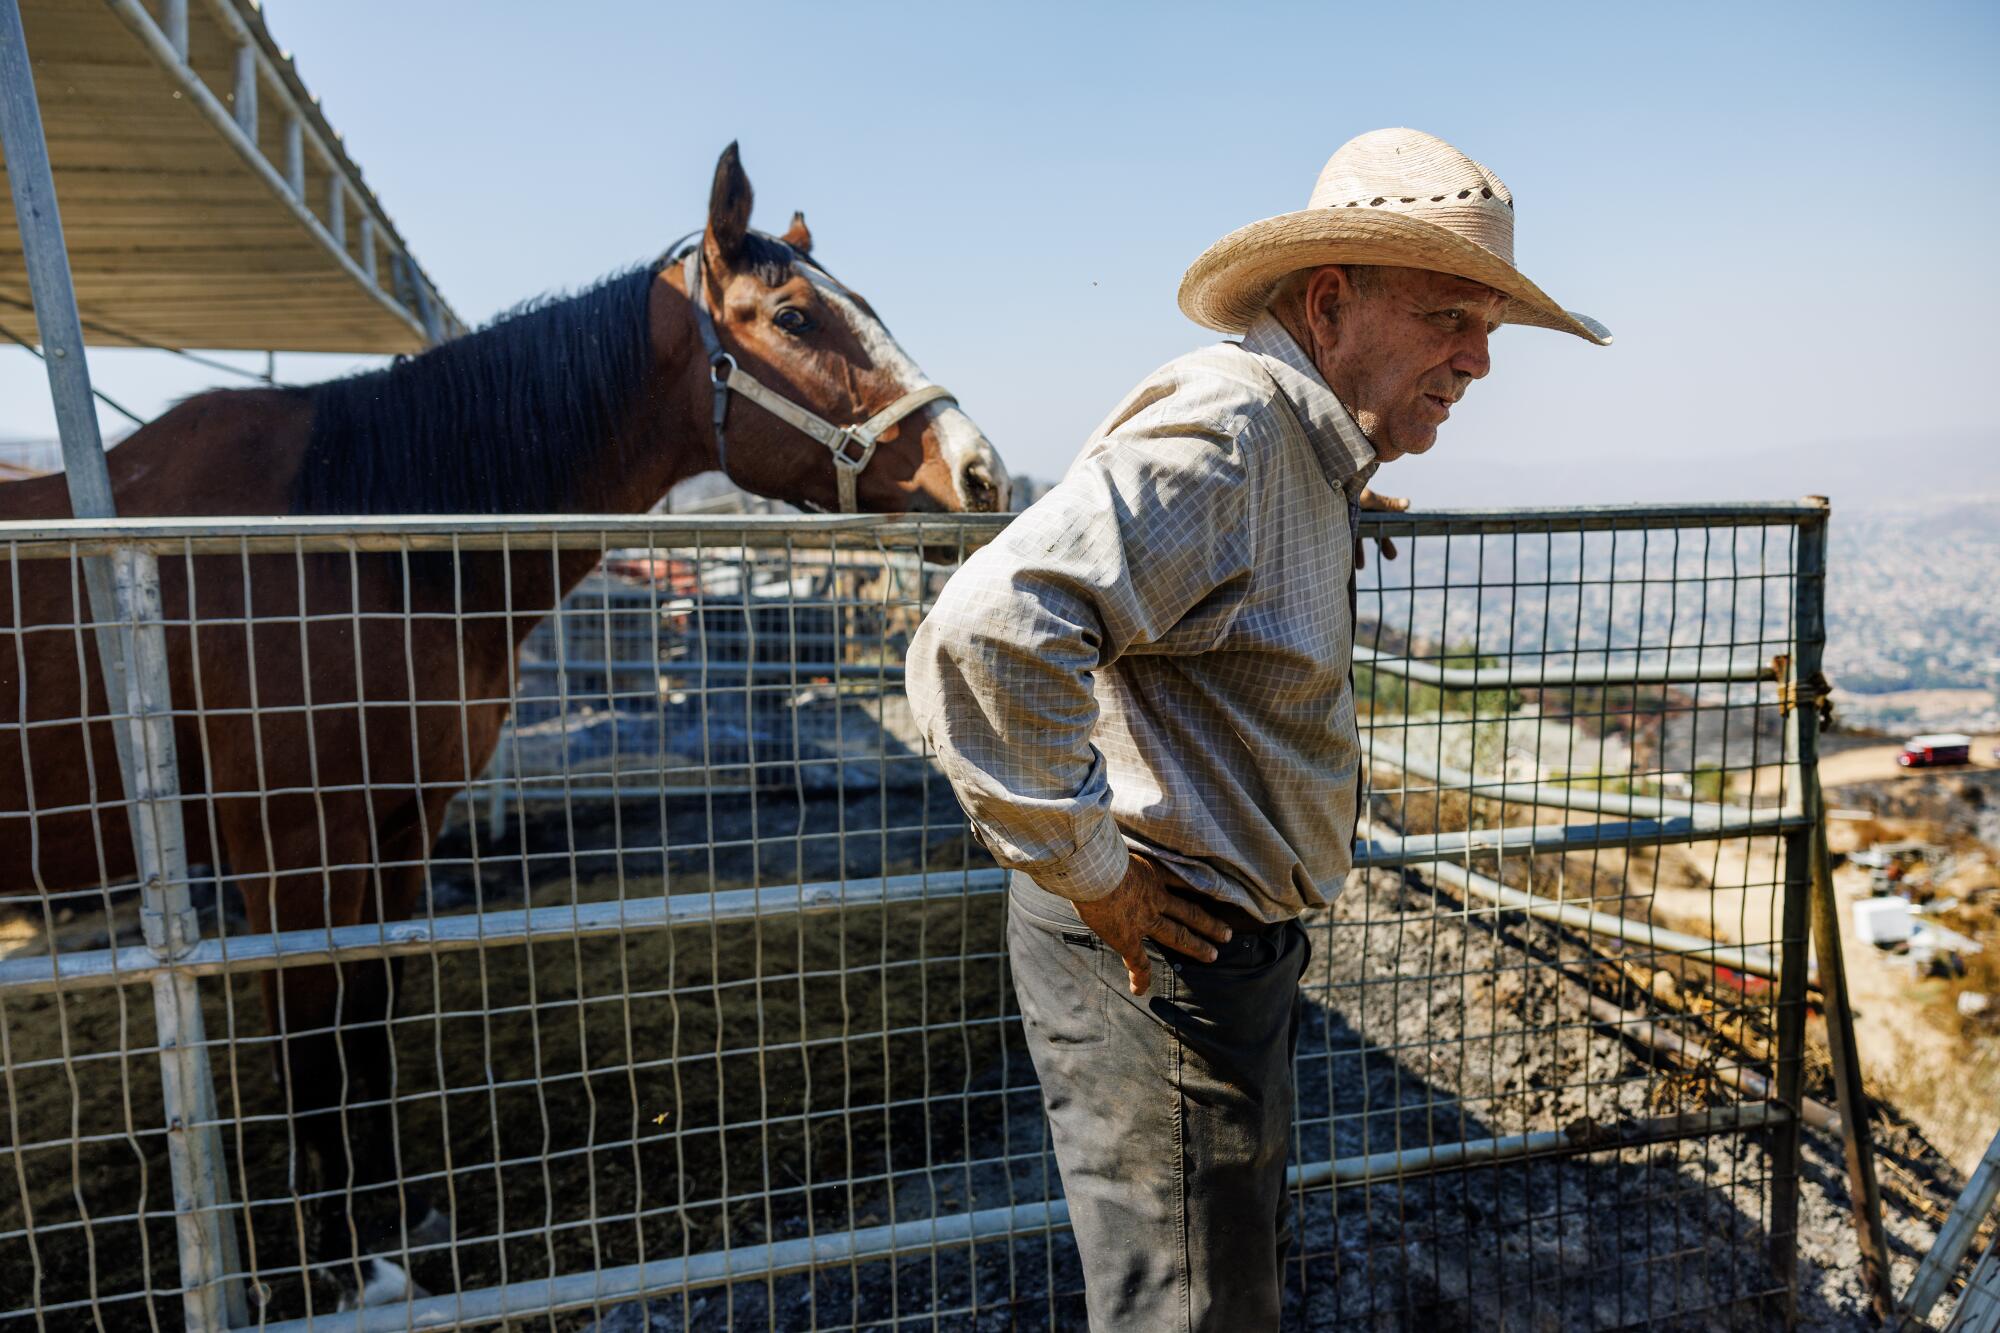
[830,427,876,474]
[708,352,733,423]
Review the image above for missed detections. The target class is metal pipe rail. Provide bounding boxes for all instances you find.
[0,829,1805,1004]
[0,870,1008,996]
[0,500,1829,557]
[1357,809,1809,866]
[1354,645,1777,688]
[1353,500,1830,536]
[251,1102,1798,1333]
[1364,735,1773,827]
[1418,856,1799,984]
[541,652,1772,689]
[516,659,909,681]
[0,512,1016,557]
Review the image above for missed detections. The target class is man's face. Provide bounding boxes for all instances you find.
[1307,266,1506,462]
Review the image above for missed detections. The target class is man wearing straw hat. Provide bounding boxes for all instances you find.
[908,128,1607,1329]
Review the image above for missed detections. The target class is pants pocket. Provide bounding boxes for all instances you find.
[1162,921,1309,1096]
[1008,891,1106,1048]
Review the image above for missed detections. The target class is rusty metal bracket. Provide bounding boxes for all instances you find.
[1772,654,1836,726]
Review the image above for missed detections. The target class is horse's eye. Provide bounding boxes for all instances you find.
[773,307,812,335]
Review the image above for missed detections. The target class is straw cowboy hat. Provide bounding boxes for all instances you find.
[1178,128,1611,345]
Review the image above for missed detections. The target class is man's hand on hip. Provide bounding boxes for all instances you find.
[1071,852,1235,995]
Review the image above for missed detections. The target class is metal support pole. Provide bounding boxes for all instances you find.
[1788,498,1896,1321]
[1811,808,1898,1319]
[230,41,256,139]
[0,5,246,1327]
[284,113,304,198]
[327,170,345,248]
[162,0,187,59]
[1770,808,1815,1320]
[410,257,445,345]
[1767,499,1829,1322]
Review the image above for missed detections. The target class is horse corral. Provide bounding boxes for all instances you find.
[0,2,1921,1327]
[0,504,1899,1329]
[3,65,1013,1306]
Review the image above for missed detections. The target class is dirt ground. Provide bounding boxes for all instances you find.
[2,771,1986,1331]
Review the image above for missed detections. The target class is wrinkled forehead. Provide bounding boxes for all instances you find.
[1402,268,1507,309]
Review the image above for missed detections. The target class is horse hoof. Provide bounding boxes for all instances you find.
[333,1257,431,1312]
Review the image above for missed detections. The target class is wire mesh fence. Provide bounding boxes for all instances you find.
[0,505,1831,1330]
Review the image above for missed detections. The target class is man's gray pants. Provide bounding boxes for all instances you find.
[1008,872,1309,1331]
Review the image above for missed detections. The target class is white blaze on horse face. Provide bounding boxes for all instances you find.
[803,269,1009,510]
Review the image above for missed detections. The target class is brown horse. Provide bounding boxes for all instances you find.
[0,143,1007,1306]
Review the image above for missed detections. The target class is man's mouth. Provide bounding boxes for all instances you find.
[1424,393,1453,418]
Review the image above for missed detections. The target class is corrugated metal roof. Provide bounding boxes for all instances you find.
[0,0,461,353]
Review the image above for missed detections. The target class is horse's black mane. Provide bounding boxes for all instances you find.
[288,233,811,516]
[290,261,666,515]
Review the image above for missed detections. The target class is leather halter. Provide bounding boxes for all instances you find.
[682,249,956,513]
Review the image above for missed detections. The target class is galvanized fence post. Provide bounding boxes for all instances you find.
[1769,508,1825,1322]
[1786,498,1896,1321]
[0,5,246,1325]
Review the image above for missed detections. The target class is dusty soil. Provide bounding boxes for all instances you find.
[576,858,1966,1332]
[2,777,1980,1331]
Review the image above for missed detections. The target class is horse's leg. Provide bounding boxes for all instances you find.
[221,801,429,1308]
[331,699,513,1277]
[297,783,476,1304]
[332,796,464,1262]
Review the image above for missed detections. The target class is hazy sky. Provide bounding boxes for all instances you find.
[5,0,1996,507]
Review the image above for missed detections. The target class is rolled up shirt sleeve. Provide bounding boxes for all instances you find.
[906,390,1255,901]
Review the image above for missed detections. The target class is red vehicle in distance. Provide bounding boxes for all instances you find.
[1898,733,1974,768]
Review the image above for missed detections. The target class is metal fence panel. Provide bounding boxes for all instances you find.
[0,508,1828,1330]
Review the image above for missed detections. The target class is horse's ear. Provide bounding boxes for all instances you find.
[706,141,753,266]
[782,211,813,256]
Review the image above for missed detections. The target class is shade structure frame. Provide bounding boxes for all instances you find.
[0,0,461,355]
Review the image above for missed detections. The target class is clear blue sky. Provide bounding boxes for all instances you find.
[5,0,1996,505]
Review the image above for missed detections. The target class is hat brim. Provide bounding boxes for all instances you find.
[1178,208,1610,346]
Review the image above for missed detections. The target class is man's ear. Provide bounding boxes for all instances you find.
[1305,265,1352,345]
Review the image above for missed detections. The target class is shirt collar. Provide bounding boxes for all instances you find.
[1239,313,1379,494]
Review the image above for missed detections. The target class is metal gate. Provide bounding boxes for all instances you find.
[0,504,1890,1330]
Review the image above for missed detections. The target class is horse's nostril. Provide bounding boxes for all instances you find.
[961,460,1006,512]
[961,467,991,511]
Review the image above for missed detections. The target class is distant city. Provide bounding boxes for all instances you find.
[1823,498,2000,735]
[1349,495,2000,740]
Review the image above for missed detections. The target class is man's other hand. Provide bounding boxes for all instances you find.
[1073,853,1235,995]
[1355,485,1408,569]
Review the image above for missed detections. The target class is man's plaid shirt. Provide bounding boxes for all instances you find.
[907,314,1379,923]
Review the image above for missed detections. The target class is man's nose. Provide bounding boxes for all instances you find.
[1453,326,1492,381]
